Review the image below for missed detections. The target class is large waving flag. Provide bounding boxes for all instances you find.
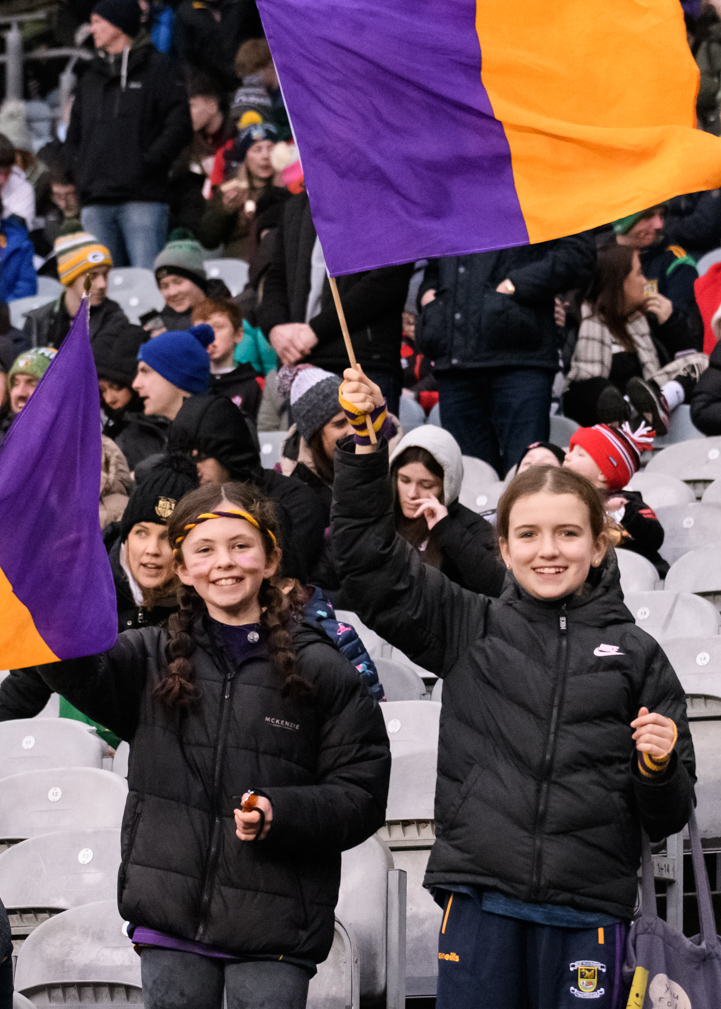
[257,0,721,276]
[0,300,117,668]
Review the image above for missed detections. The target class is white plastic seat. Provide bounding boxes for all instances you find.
[374,658,426,701]
[14,900,142,1007]
[461,455,499,486]
[382,701,440,821]
[616,550,659,593]
[257,430,286,470]
[14,994,35,1009]
[627,472,696,510]
[702,478,721,504]
[651,404,705,448]
[8,294,55,330]
[107,267,163,324]
[35,276,63,298]
[654,502,721,566]
[624,591,720,643]
[665,545,721,612]
[688,721,721,840]
[662,637,721,719]
[431,678,443,702]
[696,247,721,276]
[204,258,249,296]
[0,768,127,852]
[646,437,721,498]
[458,478,506,513]
[112,740,129,777]
[0,718,109,779]
[549,412,579,447]
[306,916,359,1009]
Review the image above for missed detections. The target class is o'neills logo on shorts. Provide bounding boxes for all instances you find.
[265,717,300,731]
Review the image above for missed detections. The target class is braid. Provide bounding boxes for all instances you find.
[155,588,203,708]
[260,579,311,700]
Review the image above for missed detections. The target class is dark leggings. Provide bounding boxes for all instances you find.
[140,949,310,1009]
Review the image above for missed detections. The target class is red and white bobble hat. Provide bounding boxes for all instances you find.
[569,421,655,492]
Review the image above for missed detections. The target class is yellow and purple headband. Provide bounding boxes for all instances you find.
[173,508,277,553]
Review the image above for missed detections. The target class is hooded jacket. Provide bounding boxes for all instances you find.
[36,618,390,961]
[331,443,695,920]
[0,215,37,303]
[169,395,325,581]
[389,427,505,596]
[64,36,193,206]
[23,296,129,351]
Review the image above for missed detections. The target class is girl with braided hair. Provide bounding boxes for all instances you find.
[36,481,390,1009]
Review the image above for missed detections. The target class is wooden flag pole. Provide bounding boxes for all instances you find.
[328,275,377,445]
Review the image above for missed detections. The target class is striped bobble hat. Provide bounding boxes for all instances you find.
[54,231,113,287]
[277,363,342,442]
[569,421,654,492]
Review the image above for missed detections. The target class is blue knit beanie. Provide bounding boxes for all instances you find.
[138,325,213,394]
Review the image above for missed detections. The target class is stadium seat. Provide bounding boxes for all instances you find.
[14,994,35,1009]
[374,658,426,701]
[334,610,389,660]
[8,294,55,331]
[35,276,63,299]
[307,917,358,1009]
[382,701,440,821]
[665,545,721,612]
[646,437,721,498]
[616,549,659,593]
[0,828,121,948]
[431,678,443,702]
[427,403,441,427]
[687,721,721,840]
[702,479,721,505]
[204,258,249,296]
[627,472,696,510]
[651,404,704,448]
[14,900,142,1007]
[661,637,721,719]
[461,455,499,485]
[258,430,286,470]
[0,718,109,779]
[459,478,506,513]
[696,246,721,277]
[398,396,426,433]
[549,412,579,447]
[0,768,127,853]
[623,591,720,643]
[112,740,129,777]
[108,267,163,324]
[654,502,721,566]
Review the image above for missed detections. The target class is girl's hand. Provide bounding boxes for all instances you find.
[631,707,676,759]
[413,497,448,530]
[234,793,273,841]
[340,365,384,414]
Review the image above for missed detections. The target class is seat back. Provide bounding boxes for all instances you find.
[374,658,426,701]
[665,544,721,613]
[112,741,129,778]
[0,768,127,851]
[688,721,721,842]
[306,916,358,1009]
[0,718,108,779]
[336,835,393,999]
[107,268,163,324]
[204,258,249,296]
[549,412,579,447]
[651,404,705,448]
[458,478,505,513]
[623,591,720,643]
[35,277,63,299]
[654,503,721,566]
[616,549,658,593]
[660,637,721,718]
[627,472,696,510]
[386,845,441,998]
[8,294,55,330]
[646,437,721,498]
[14,900,142,1006]
[382,702,440,821]
[702,478,721,505]
[460,456,499,485]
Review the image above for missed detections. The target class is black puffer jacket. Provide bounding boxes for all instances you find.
[36,619,390,961]
[691,340,721,435]
[331,443,695,920]
[416,235,596,371]
[431,501,505,595]
[23,296,129,351]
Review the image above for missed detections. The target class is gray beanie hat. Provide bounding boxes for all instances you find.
[154,235,208,292]
[278,364,343,442]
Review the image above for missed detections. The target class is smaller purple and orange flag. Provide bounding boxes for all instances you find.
[0,299,117,668]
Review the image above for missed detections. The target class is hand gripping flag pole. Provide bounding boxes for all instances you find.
[326,274,377,445]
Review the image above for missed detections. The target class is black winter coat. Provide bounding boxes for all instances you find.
[65,39,193,206]
[639,243,703,358]
[36,619,390,961]
[416,236,596,371]
[331,443,695,920]
[691,340,721,435]
[23,296,129,351]
[257,192,413,377]
[430,501,505,595]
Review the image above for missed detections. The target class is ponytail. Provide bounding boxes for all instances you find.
[259,578,311,701]
[155,588,204,707]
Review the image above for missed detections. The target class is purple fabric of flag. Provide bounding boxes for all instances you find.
[258,0,527,276]
[0,301,118,659]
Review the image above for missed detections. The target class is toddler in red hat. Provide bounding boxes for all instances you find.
[564,422,668,576]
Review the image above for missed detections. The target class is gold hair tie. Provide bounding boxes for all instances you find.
[173,508,277,551]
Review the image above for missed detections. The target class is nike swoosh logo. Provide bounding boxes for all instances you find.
[594,645,624,657]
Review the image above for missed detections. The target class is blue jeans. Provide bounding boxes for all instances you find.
[81,202,169,269]
[436,367,554,477]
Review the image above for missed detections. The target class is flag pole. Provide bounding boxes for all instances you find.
[327,275,377,445]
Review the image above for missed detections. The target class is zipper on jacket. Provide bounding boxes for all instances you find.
[529,605,569,900]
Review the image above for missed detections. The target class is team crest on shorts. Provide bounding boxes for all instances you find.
[570,960,606,999]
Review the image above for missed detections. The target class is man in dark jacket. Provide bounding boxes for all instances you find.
[173,0,263,90]
[65,0,193,268]
[257,191,413,416]
[416,235,596,474]
[664,188,721,259]
[691,339,721,434]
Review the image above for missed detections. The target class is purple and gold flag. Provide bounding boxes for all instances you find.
[0,299,117,667]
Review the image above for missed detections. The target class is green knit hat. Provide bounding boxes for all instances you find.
[153,232,208,293]
[613,206,664,235]
[8,346,57,385]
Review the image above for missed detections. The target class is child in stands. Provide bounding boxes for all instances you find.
[192,297,262,421]
[332,366,694,1009]
[36,481,389,1009]
[563,423,667,576]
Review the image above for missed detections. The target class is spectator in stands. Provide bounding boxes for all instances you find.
[516,441,565,474]
[332,367,694,1009]
[38,164,81,253]
[258,190,413,416]
[191,297,262,419]
[614,207,704,357]
[23,231,126,349]
[99,434,132,528]
[400,309,438,416]
[0,198,37,303]
[563,245,705,434]
[174,0,263,89]
[0,347,57,445]
[65,0,193,268]
[197,121,279,261]
[690,338,721,433]
[232,38,289,139]
[693,0,721,134]
[416,234,596,474]
[0,458,197,740]
[388,425,505,595]
[664,189,721,259]
[132,323,212,422]
[153,234,209,332]
[0,133,35,231]
[168,393,326,582]
[35,481,389,1008]
[564,422,668,576]
[0,99,51,226]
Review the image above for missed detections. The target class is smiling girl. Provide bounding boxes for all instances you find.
[36,482,390,1009]
[333,367,695,1009]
